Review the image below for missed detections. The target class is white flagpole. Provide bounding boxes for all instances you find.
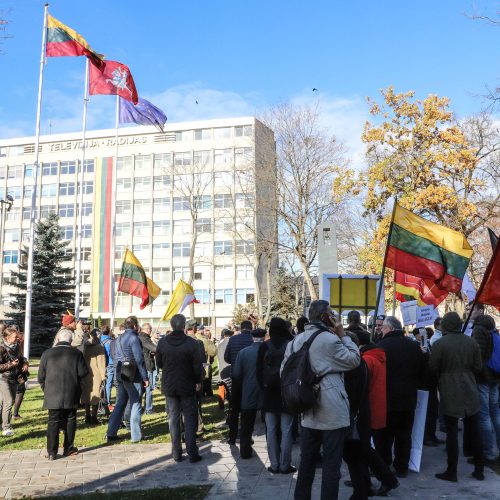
[23,4,49,360]
[74,58,90,319]
[110,95,119,330]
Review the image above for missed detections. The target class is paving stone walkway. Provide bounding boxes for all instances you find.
[0,425,498,499]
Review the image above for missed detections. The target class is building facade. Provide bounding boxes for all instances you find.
[0,117,276,331]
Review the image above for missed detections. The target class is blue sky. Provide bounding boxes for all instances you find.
[0,0,498,166]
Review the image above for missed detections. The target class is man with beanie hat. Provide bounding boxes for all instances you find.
[429,311,484,482]
[232,327,265,459]
[256,317,295,473]
[52,313,77,346]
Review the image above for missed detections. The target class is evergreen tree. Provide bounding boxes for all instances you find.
[7,214,75,350]
[269,267,303,320]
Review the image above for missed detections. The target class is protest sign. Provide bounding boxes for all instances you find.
[400,300,417,326]
[416,305,436,327]
[409,390,429,472]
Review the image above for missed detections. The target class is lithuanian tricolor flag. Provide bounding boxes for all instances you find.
[394,271,449,307]
[118,249,161,309]
[386,204,473,293]
[46,14,104,67]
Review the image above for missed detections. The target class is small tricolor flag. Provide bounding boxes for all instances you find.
[118,249,160,309]
[46,14,104,67]
[161,280,199,322]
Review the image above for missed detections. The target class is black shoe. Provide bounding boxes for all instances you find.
[472,469,484,481]
[105,434,122,443]
[267,466,279,473]
[189,455,202,463]
[395,469,408,478]
[435,471,457,482]
[374,480,399,496]
[223,438,236,445]
[46,454,57,461]
[174,456,183,463]
[63,447,79,457]
[280,466,297,474]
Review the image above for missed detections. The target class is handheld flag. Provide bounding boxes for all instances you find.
[161,280,199,322]
[118,249,160,309]
[89,60,138,104]
[119,97,167,133]
[394,271,448,307]
[46,14,104,67]
[474,238,500,311]
[386,204,473,293]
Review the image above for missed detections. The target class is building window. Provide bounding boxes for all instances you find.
[173,242,190,257]
[23,186,33,200]
[153,266,170,284]
[135,155,152,172]
[173,219,191,234]
[153,197,170,212]
[235,147,253,167]
[215,288,233,304]
[236,264,253,279]
[215,265,233,280]
[214,240,233,256]
[153,220,170,236]
[80,293,90,307]
[214,149,232,165]
[82,160,94,173]
[81,269,91,284]
[8,186,22,199]
[80,247,92,261]
[61,226,74,240]
[156,289,171,305]
[132,244,150,261]
[24,165,33,178]
[79,202,92,216]
[117,178,131,190]
[173,197,190,211]
[59,204,75,218]
[21,229,30,242]
[236,240,254,255]
[173,266,190,281]
[153,242,170,259]
[6,208,20,221]
[133,221,151,237]
[196,218,211,233]
[193,195,212,210]
[154,153,173,170]
[214,127,231,139]
[134,198,151,214]
[154,175,170,190]
[114,245,125,259]
[236,288,255,304]
[116,200,131,215]
[4,229,20,243]
[117,156,132,173]
[194,241,211,257]
[116,222,131,237]
[215,218,233,232]
[81,224,92,238]
[235,125,253,137]
[41,183,57,197]
[174,152,191,167]
[8,165,23,178]
[214,193,232,208]
[194,289,210,304]
[194,150,211,167]
[194,129,212,141]
[23,207,34,220]
[3,250,18,264]
[42,162,58,176]
[60,161,76,175]
[235,168,254,187]
[78,181,93,194]
[40,205,57,218]
[134,177,151,190]
[59,182,75,196]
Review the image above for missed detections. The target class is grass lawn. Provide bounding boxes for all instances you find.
[38,486,211,500]
[2,381,228,451]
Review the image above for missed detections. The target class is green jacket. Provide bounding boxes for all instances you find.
[429,330,481,418]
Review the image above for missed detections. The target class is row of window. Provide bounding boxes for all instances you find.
[0,161,94,180]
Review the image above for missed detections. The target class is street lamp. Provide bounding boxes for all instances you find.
[0,194,15,299]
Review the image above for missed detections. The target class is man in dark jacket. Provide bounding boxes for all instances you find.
[224,319,254,444]
[156,313,204,463]
[139,323,157,415]
[38,329,88,459]
[345,310,369,339]
[429,312,484,482]
[472,314,500,463]
[106,316,148,443]
[373,316,426,478]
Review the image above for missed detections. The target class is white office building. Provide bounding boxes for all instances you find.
[0,117,276,331]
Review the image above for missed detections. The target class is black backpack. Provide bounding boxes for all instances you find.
[281,329,325,414]
[262,341,288,389]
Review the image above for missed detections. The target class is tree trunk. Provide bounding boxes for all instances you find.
[297,254,318,301]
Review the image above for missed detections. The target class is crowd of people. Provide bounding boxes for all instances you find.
[0,300,500,499]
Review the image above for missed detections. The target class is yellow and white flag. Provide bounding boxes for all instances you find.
[161,280,198,321]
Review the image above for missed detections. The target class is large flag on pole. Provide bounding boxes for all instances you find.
[119,97,167,133]
[118,249,160,309]
[46,14,104,67]
[394,271,448,307]
[475,238,500,311]
[386,204,473,293]
[161,280,199,322]
[89,60,138,104]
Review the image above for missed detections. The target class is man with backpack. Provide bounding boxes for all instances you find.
[472,314,500,464]
[281,300,360,500]
[256,317,295,474]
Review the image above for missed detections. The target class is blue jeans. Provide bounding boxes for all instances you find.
[477,382,500,460]
[295,425,347,500]
[265,412,294,471]
[107,377,143,442]
[105,364,114,405]
[144,371,155,413]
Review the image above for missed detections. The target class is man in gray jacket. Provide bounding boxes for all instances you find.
[282,300,360,500]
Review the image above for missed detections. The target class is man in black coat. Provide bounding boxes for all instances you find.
[155,314,204,463]
[38,329,89,460]
[139,323,157,415]
[373,316,426,477]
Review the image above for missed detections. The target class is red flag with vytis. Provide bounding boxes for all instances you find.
[394,271,449,308]
[89,60,138,104]
[475,239,500,311]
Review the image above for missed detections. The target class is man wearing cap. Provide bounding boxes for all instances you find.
[232,328,265,458]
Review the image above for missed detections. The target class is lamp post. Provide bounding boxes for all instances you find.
[0,194,14,301]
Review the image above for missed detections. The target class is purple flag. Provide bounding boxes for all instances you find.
[119,97,167,133]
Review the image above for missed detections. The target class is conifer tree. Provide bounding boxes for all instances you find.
[7,214,75,350]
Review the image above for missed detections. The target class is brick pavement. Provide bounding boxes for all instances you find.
[0,425,498,499]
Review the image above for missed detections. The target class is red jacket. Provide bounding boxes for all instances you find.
[361,346,387,430]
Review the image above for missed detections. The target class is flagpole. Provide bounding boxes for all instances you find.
[24,3,48,360]
[372,198,398,338]
[74,57,90,320]
[109,95,119,330]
